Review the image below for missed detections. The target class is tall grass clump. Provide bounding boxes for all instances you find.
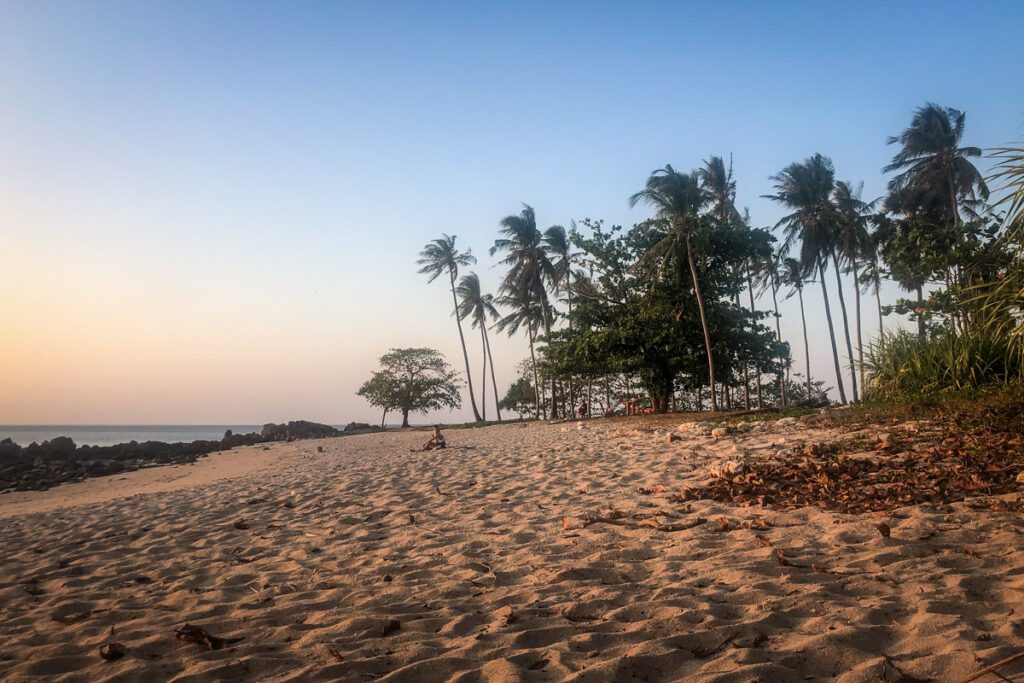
[862,328,1024,400]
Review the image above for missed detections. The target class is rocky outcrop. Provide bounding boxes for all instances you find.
[342,422,384,435]
[0,419,346,493]
[260,420,342,441]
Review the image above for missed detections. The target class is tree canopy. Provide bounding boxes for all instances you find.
[357,348,462,427]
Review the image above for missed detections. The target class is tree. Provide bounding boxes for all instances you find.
[780,257,813,401]
[766,153,849,404]
[491,204,560,418]
[495,285,547,418]
[885,103,989,231]
[630,165,719,410]
[356,348,462,428]
[832,181,874,393]
[417,234,482,421]
[456,272,502,421]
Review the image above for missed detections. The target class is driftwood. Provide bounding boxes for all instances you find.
[954,651,1024,683]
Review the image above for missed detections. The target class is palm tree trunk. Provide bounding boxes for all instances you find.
[818,258,848,405]
[449,273,481,421]
[769,273,787,407]
[736,291,751,410]
[916,286,926,340]
[852,260,865,396]
[745,264,763,409]
[686,233,717,411]
[479,325,487,420]
[798,286,812,401]
[381,407,388,429]
[527,324,543,420]
[483,325,502,421]
[876,284,883,336]
[830,250,858,402]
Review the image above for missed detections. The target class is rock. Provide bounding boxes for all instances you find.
[709,460,743,478]
[343,422,383,435]
[775,417,798,426]
[666,433,682,443]
[711,427,730,440]
[1016,471,1024,485]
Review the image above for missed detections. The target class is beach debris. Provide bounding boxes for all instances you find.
[281,499,296,509]
[175,623,244,650]
[99,642,127,661]
[582,511,706,533]
[876,522,891,538]
[435,485,449,496]
[317,446,324,453]
[327,646,345,662]
[638,484,667,495]
[711,517,737,533]
[233,519,250,530]
[666,433,682,443]
[711,427,730,440]
[955,650,1024,683]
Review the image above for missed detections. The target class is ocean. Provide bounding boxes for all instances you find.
[0,425,267,448]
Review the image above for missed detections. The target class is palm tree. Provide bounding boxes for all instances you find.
[491,205,559,417]
[753,248,788,406]
[885,103,989,231]
[781,257,813,401]
[495,285,548,418]
[832,181,875,393]
[765,153,848,405]
[700,156,755,408]
[630,165,718,410]
[457,273,502,422]
[417,234,482,422]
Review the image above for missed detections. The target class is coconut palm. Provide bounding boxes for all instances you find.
[885,103,989,229]
[780,256,813,401]
[753,247,788,407]
[833,181,875,393]
[765,153,848,404]
[417,234,482,422]
[630,165,718,410]
[495,283,549,418]
[491,205,559,417]
[456,272,502,422]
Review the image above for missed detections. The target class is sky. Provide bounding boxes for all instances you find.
[1,1,1022,425]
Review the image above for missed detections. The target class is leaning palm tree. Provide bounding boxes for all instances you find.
[417,234,482,422]
[765,154,848,405]
[495,283,548,419]
[630,165,718,410]
[781,257,813,401]
[832,180,874,398]
[457,272,502,421]
[491,205,560,418]
[753,247,788,407]
[885,103,989,230]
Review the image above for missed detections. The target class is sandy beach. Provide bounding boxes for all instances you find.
[1,415,1022,682]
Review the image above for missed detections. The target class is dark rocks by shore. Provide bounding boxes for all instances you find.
[0,419,358,494]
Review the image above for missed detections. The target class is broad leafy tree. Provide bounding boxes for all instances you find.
[357,348,462,428]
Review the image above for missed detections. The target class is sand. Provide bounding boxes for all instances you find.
[1,416,1022,682]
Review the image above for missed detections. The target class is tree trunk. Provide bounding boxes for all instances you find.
[746,264,763,409]
[769,273,787,407]
[450,273,481,421]
[402,408,410,428]
[479,325,487,421]
[876,285,884,336]
[852,260,865,397]
[483,325,502,421]
[819,258,848,405]
[798,286,812,401]
[527,324,544,420]
[686,233,717,411]
[830,250,858,402]
[916,286,926,340]
[736,291,751,410]
[381,408,388,429]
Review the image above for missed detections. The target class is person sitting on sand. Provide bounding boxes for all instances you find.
[421,425,446,451]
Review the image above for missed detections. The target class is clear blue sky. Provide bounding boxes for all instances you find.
[2,1,1022,423]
